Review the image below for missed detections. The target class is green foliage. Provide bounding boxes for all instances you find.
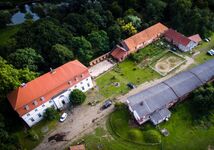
[190,83,214,117]
[124,15,142,29]
[43,107,58,121]
[144,130,161,143]
[27,130,39,141]
[114,102,126,110]
[0,57,37,99]
[69,89,86,105]
[87,30,110,55]
[0,10,11,28]
[48,44,74,67]
[107,24,121,45]
[128,129,144,142]
[7,48,44,71]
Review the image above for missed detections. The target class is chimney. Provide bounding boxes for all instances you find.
[50,67,56,74]
[21,83,26,87]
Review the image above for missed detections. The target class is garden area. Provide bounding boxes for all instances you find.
[76,99,214,150]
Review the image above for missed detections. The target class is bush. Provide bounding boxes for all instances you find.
[114,102,125,110]
[43,107,58,121]
[144,130,161,143]
[128,129,143,142]
[69,89,86,105]
[27,130,39,141]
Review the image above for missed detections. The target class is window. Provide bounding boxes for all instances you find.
[35,109,38,112]
[74,85,77,88]
[30,118,34,122]
[42,104,45,107]
[75,77,78,81]
[24,105,29,110]
[86,78,88,81]
[49,100,52,103]
[27,113,30,116]
[87,83,90,87]
[33,100,38,106]
[81,82,83,84]
[38,113,42,118]
[81,86,85,90]
[81,74,84,78]
[40,97,45,101]
[68,81,72,85]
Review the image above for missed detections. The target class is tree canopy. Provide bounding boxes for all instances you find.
[69,89,86,105]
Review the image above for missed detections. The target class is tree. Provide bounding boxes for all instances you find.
[124,15,142,29]
[144,130,161,143]
[71,36,93,65]
[87,30,110,55]
[48,44,74,67]
[69,89,86,105]
[107,24,122,46]
[121,22,137,37]
[0,57,37,99]
[43,107,58,121]
[25,12,33,20]
[0,10,11,28]
[7,48,44,71]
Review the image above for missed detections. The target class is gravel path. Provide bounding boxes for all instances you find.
[34,56,194,150]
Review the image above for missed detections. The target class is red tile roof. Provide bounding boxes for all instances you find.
[111,46,128,61]
[122,22,168,52]
[7,60,90,116]
[164,29,192,46]
[69,144,85,150]
[188,34,202,43]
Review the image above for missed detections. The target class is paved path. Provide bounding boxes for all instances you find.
[34,56,195,150]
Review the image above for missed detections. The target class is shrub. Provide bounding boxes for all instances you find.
[144,130,161,143]
[114,102,125,110]
[128,129,143,142]
[43,107,58,121]
[69,89,86,105]
[27,130,39,141]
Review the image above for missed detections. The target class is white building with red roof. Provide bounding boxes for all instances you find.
[164,29,197,52]
[7,60,93,127]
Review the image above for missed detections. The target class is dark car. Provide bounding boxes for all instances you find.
[102,100,112,109]
[127,83,136,89]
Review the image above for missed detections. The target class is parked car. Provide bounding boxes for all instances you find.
[60,112,68,122]
[207,49,214,56]
[102,100,112,109]
[127,83,136,89]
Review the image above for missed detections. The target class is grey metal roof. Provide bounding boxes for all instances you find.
[163,71,203,97]
[128,83,178,117]
[190,59,214,83]
[127,59,214,121]
[150,108,171,125]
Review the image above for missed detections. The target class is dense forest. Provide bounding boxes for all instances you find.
[0,0,214,149]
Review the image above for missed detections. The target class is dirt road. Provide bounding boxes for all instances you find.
[34,56,194,150]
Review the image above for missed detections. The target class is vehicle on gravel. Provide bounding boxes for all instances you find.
[60,113,68,122]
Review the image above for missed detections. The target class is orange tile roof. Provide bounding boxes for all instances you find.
[122,22,168,52]
[69,144,85,150]
[111,47,128,61]
[7,60,90,116]
[188,34,202,43]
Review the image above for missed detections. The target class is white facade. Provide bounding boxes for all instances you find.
[22,76,93,127]
[178,41,197,52]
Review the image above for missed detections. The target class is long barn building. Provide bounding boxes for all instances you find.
[127,59,214,125]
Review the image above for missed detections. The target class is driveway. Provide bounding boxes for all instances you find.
[34,56,195,150]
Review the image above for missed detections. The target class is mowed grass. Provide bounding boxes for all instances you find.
[0,25,20,46]
[96,60,160,98]
[194,33,214,64]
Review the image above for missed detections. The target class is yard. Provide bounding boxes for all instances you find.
[77,100,214,150]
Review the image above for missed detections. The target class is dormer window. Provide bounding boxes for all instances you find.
[81,74,84,78]
[24,105,29,110]
[68,81,72,85]
[40,97,45,101]
[33,100,38,106]
[75,77,78,81]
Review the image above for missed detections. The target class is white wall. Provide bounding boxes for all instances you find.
[21,76,93,127]
[178,41,197,52]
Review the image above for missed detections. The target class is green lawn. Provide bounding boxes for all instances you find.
[15,118,58,150]
[0,25,20,46]
[79,101,214,150]
[193,33,214,64]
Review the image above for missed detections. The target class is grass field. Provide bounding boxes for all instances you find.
[96,60,160,98]
[0,25,20,46]
[78,100,214,150]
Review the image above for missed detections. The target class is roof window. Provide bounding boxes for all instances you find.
[33,100,38,106]
[24,105,29,110]
[40,97,45,101]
